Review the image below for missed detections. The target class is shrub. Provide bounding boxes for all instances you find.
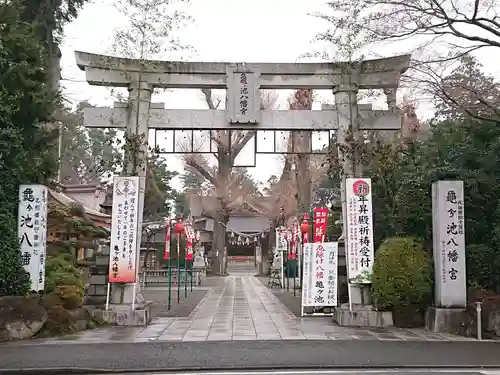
[466,244,500,293]
[372,236,433,312]
[0,211,30,296]
[44,253,84,309]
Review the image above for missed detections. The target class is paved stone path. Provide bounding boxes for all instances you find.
[27,274,480,344]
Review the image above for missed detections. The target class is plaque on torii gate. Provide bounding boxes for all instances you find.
[226,64,261,125]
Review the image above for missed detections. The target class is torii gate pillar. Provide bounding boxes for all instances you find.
[109,82,152,307]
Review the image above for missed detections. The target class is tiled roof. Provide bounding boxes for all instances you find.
[49,189,111,222]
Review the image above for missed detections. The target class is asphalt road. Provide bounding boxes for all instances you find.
[77,371,500,375]
[126,372,500,375]
[0,340,500,373]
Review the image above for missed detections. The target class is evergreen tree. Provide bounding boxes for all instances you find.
[59,101,122,184]
[0,1,58,295]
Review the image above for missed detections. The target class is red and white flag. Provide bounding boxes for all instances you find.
[184,222,195,261]
[290,220,299,260]
[164,217,171,260]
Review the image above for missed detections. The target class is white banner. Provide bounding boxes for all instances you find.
[346,178,375,284]
[301,242,338,307]
[18,185,48,292]
[108,176,140,283]
[276,228,287,251]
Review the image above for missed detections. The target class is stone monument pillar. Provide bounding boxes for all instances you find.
[426,180,467,333]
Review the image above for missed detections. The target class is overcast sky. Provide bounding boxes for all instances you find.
[60,0,500,190]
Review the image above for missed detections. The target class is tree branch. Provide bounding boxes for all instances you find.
[184,156,217,186]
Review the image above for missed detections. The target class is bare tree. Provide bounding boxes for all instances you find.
[289,89,314,215]
[263,90,329,220]
[110,0,193,60]
[434,54,500,121]
[312,0,500,122]
[181,90,278,275]
[315,0,500,50]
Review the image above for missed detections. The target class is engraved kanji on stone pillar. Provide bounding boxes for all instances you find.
[226,64,260,124]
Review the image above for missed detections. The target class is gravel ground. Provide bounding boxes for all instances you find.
[272,288,302,317]
[143,289,209,317]
[142,275,225,318]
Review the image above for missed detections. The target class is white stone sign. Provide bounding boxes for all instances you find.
[226,65,260,124]
[108,176,140,284]
[271,247,284,287]
[271,247,281,267]
[302,242,338,307]
[432,180,466,307]
[346,178,374,284]
[193,246,205,268]
[255,245,262,264]
[18,184,48,292]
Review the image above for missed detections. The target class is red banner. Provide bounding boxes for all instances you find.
[184,225,195,261]
[313,207,329,243]
[164,218,171,260]
[288,221,299,259]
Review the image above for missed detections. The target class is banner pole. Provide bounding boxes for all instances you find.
[184,257,188,298]
[168,255,172,310]
[132,282,136,311]
[177,233,180,304]
[190,258,193,292]
[105,282,110,311]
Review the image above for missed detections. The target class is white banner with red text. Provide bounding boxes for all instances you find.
[108,176,140,283]
[301,242,338,307]
[346,178,374,284]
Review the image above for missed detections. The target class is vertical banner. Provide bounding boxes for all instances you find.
[108,176,140,283]
[313,207,329,243]
[290,220,299,259]
[184,224,195,261]
[18,185,48,292]
[301,242,338,307]
[164,217,171,260]
[346,178,374,284]
[276,227,287,251]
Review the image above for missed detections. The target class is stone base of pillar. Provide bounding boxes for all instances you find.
[349,284,372,305]
[333,303,394,327]
[92,304,152,326]
[425,306,465,333]
[110,284,145,305]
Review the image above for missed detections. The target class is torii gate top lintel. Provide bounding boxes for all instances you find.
[74,51,411,90]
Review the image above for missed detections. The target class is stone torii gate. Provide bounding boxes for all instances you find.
[76,51,410,324]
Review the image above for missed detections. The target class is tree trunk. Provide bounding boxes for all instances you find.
[210,154,231,276]
[211,215,227,275]
[295,131,312,213]
[258,242,269,276]
[260,219,277,276]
